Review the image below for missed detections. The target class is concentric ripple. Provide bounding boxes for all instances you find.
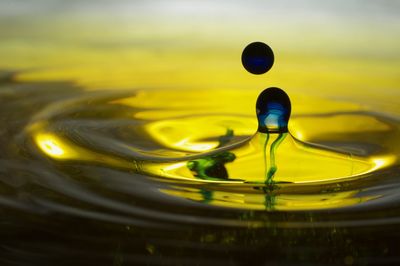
[1,73,400,265]
[5,73,397,214]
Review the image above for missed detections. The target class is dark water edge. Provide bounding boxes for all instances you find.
[1,71,400,265]
[1,211,400,266]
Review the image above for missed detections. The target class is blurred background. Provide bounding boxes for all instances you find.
[0,0,399,106]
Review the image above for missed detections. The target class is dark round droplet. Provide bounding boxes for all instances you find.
[242,42,274,75]
[256,87,291,133]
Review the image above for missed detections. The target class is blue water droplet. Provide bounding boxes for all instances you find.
[242,42,274,75]
[256,87,291,133]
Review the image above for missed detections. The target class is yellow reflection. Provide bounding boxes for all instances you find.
[1,2,398,213]
[160,187,379,211]
[146,162,243,184]
[150,132,378,184]
[290,114,391,143]
[125,92,399,184]
[0,2,399,120]
[35,133,78,160]
[367,156,397,174]
[40,139,64,157]
[34,132,127,168]
[145,115,255,153]
[175,139,216,152]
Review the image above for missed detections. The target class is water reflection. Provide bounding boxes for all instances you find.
[1,71,400,265]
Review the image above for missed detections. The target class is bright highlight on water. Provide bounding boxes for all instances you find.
[1,1,400,265]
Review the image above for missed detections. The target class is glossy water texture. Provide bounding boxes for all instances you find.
[20,75,399,211]
[1,1,400,265]
[1,69,400,264]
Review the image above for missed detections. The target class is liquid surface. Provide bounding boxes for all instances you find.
[1,1,400,265]
[2,70,400,264]
[15,75,399,212]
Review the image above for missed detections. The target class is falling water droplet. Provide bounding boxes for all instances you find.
[241,42,274,75]
[256,87,291,134]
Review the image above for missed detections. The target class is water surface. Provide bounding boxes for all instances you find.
[1,1,400,265]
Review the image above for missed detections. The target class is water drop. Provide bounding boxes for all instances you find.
[256,87,291,133]
[241,42,274,75]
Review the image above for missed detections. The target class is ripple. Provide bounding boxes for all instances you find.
[0,75,391,219]
[1,75,400,266]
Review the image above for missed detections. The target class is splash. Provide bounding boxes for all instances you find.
[255,87,291,187]
[134,43,383,193]
[23,39,398,211]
